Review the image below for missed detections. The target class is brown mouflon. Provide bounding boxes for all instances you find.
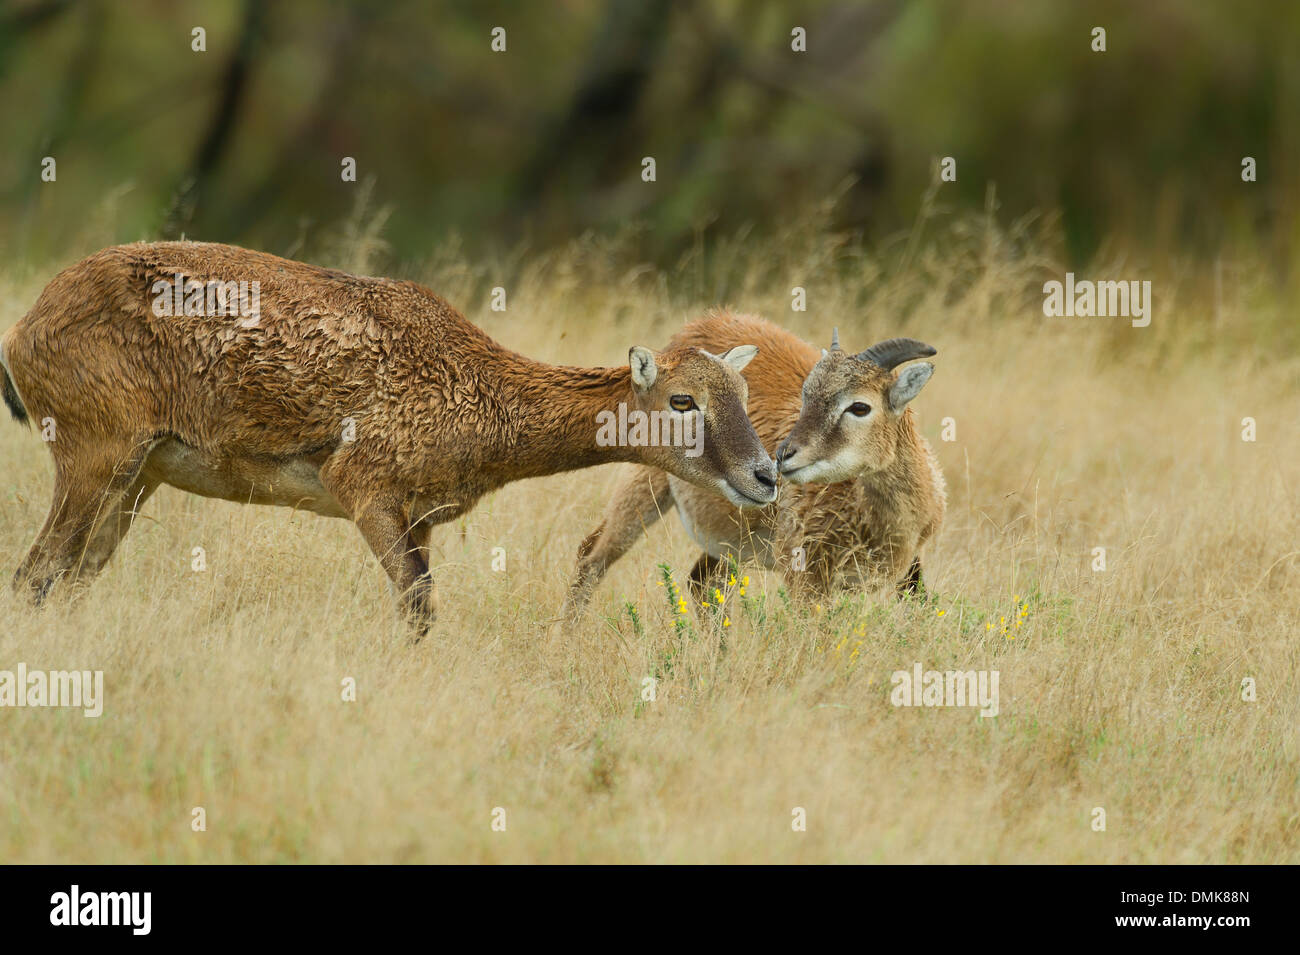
[1,243,777,630]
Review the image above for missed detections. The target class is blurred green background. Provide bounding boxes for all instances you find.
[2,0,1297,271]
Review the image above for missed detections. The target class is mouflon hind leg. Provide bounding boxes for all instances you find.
[16,434,154,603]
[77,474,160,581]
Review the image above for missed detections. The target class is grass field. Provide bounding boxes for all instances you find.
[1,214,1297,863]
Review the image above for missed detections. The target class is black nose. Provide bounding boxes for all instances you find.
[754,465,777,490]
[776,440,797,465]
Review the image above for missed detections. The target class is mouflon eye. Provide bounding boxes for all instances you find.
[670,395,697,412]
[847,402,872,417]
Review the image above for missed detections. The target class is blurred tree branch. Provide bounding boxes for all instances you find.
[161,0,266,238]
[687,1,901,229]
[15,0,101,212]
[221,3,369,242]
[512,0,676,222]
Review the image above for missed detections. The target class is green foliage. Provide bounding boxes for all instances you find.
[2,1,1296,268]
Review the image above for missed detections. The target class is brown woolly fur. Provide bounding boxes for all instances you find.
[563,309,945,617]
[2,242,776,629]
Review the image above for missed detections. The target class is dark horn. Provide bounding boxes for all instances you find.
[857,337,937,370]
[830,327,841,351]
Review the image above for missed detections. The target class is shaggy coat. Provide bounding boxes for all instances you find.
[2,242,776,626]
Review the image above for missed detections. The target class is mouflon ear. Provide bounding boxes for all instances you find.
[889,362,934,413]
[629,346,658,390]
[715,344,758,373]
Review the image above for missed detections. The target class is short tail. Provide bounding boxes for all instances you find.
[0,339,29,425]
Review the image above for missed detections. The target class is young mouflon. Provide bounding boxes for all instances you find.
[562,310,945,619]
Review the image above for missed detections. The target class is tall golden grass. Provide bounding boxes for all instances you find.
[1,206,1297,863]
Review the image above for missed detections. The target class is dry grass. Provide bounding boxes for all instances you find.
[1,214,1297,863]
